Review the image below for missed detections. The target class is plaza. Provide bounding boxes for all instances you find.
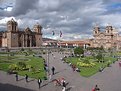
[0,49,121,91]
[0,1,121,90]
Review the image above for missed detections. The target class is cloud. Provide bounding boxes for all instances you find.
[11,0,38,16]
[0,0,121,40]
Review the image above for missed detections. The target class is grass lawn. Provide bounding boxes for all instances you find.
[0,55,46,79]
[65,56,117,77]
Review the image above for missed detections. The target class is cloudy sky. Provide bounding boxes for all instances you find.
[0,0,121,40]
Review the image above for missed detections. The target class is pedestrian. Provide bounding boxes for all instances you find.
[92,85,100,91]
[54,56,55,59]
[44,66,48,72]
[38,78,42,89]
[119,62,121,67]
[72,64,76,71]
[95,85,100,91]
[62,80,66,91]
[15,73,18,81]
[25,74,28,82]
[51,66,55,75]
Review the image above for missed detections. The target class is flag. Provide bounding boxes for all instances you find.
[60,31,62,37]
[52,31,55,36]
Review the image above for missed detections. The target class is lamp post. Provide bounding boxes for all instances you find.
[47,48,50,74]
[6,39,10,60]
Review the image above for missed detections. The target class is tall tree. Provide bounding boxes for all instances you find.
[74,47,84,57]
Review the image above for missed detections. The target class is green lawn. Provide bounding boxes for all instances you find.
[65,56,117,77]
[0,55,46,79]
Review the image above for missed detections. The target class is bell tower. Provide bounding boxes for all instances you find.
[33,23,42,33]
[7,18,18,32]
[93,24,100,37]
[6,18,19,47]
[105,25,113,34]
[33,23,42,47]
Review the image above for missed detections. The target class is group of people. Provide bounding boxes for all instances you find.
[15,73,43,89]
[53,77,66,91]
[44,60,55,75]
[15,73,28,82]
[61,55,81,72]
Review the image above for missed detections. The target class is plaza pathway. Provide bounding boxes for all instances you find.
[0,52,121,91]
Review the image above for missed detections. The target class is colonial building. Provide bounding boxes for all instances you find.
[90,25,121,49]
[0,18,42,48]
[42,38,90,48]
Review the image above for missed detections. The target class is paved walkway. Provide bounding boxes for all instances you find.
[0,52,121,91]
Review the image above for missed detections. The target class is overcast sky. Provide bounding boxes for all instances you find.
[0,0,121,40]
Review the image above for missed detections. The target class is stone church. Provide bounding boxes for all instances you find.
[0,18,43,48]
[90,25,121,49]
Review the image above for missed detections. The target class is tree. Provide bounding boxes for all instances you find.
[96,52,103,62]
[74,47,84,57]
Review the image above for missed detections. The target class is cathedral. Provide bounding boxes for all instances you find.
[90,25,121,49]
[0,19,43,48]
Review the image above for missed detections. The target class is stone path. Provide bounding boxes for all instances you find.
[0,52,121,91]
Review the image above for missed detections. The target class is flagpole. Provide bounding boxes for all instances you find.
[59,31,62,48]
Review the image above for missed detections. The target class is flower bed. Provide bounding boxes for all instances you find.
[77,62,96,67]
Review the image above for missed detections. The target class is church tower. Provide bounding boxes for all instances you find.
[6,18,19,47]
[33,23,42,47]
[93,24,100,37]
[105,25,113,34]
[7,18,18,32]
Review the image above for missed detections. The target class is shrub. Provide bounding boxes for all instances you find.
[26,65,32,69]
[20,48,24,51]
[83,58,90,64]
[17,62,26,70]
[8,64,18,70]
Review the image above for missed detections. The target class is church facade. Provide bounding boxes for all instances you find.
[89,25,121,49]
[0,19,43,48]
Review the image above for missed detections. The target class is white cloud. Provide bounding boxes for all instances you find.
[0,17,15,24]
[4,7,13,11]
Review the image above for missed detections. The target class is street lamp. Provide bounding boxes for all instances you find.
[6,39,10,60]
[46,48,50,74]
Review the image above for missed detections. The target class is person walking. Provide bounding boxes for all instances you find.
[38,78,42,89]
[95,85,100,91]
[92,85,100,91]
[72,64,76,71]
[15,73,18,81]
[62,80,66,91]
[51,66,55,75]
[25,74,28,82]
